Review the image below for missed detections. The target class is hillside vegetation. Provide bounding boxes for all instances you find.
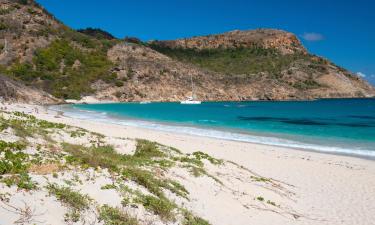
[0,0,373,102]
[7,39,114,99]
[149,44,321,77]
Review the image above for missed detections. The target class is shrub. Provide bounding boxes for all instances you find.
[0,141,28,175]
[47,183,91,222]
[134,139,165,158]
[16,0,29,5]
[135,195,176,221]
[7,39,113,99]
[99,205,139,225]
[183,211,211,225]
[115,80,124,87]
[0,23,8,30]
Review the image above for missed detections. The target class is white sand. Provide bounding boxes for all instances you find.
[1,103,375,225]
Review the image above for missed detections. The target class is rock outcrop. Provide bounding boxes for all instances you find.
[0,0,373,103]
[0,74,60,104]
[150,29,307,55]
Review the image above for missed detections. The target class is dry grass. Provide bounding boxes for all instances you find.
[28,163,60,175]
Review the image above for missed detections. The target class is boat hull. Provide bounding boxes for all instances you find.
[180,100,202,104]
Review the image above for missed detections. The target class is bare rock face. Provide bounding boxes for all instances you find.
[150,29,307,55]
[0,0,373,103]
[104,43,226,102]
[0,75,60,104]
[0,0,61,65]
[98,42,375,102]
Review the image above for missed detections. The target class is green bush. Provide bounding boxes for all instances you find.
[149,45,303,76]
[47,183,91,222]
[149,44,329,82]
[99,205,139,225]
[183,211,211,225]
[0,141,28,175]
[0,7,14,15]
[135,195,176,221]
[16,0,29,5]
[115,80,124,87]
[7,39,113,99]
[0,23,9,30]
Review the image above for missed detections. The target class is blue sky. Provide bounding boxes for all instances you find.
[36,0,375,85]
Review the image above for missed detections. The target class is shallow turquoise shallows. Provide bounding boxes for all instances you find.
[59,98,375,158]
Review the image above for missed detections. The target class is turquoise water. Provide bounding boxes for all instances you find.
[60,99,375,158]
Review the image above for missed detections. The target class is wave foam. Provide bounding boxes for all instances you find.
[52,105,375,158]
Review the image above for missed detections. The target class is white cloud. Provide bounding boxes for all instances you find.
[356,72,367,77]
[302,32,324,41]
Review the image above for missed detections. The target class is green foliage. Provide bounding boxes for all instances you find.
[0,121,8,132]
[47,183,90,210]
[192,151,223,165]
[47,183,91,222]
[2,172,36,190]
[134,139,166,158]
[174,156,204,167]
[0,141,28,175]
[115,80,124,87]
[0,141,36,190]
[7,63,36,82]
[70,129,86,138]
[27,7,37,15]
[122,167,188,199]
[3,112,66,139]
[250,176,271,183]
[183,211,211,225]
[99,205,139,225]
[60,28,97,49]
[149,45,308,76]
[101,183,117,190]
[7,39,114,99]
[13,111,36,120]
[16,0,29,5]
[135,194,176,221]
[0,22,8,30]
[0,7,14,15]
[256,196,264,201]
[292,79,321,90]
[267,200,276,206]
[37,120,66,129]
[62,144,121,171]
[63,141,188,199]
[77,28,116,40]
[7,118,34,138]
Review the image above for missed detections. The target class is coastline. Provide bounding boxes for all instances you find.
[1,102,375,225]
[55,102,375,160]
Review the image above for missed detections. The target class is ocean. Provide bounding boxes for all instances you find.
[55,98,375,158]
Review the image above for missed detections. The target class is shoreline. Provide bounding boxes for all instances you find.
[54,103,375,160]
[61,96,375,105]
[2,103,375,225]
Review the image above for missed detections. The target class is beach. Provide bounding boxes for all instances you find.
[1,102,375,225]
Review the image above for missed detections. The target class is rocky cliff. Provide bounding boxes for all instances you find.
[0,0,374,103]
[150,29,307,55]
[0,74,59,104]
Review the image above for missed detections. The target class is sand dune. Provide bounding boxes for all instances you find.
[0,103,374,225]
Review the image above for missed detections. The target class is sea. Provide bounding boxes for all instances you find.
[54,98,375,158]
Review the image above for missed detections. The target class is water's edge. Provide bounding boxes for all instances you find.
[50,104,375,160]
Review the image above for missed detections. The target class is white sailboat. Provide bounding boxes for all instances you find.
[180,74,201,104]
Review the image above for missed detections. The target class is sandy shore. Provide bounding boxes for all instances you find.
[1,103,375,225]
